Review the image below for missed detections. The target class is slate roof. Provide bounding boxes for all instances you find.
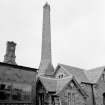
[38,75,87,98]
[55,64,89,83]
[0,62,37,84]
[56,76,73,94]
[38,75,73,92]
[39,76,57,91]
[0,62,37,71]
[85,66,105,83]
[55,64,105,84]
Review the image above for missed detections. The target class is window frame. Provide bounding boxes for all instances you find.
[0,82,32,102]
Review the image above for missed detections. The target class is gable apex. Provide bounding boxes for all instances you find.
[54,63,89,83]
[56,76,88,98]
[85,66,105,83]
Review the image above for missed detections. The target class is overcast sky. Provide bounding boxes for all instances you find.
[0,0,105,70]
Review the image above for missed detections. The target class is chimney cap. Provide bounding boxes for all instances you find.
[43,2,50,8]
[7,41,16,46]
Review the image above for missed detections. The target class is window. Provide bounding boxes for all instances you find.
[67,92,75,105]
[68,93,71,105]
[58,74,64,79]
[0,83,11,101]
[12,83,32,101]
[72,93,75,105]
[38,93,44,105]
[54,97,60,105]
[0,82,32,102]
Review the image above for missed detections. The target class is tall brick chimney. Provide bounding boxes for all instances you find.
[4,41,16,64]
[39,3,54,76]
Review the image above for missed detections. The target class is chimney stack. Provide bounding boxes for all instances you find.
[4,41,16,64]
[39,3,54,76]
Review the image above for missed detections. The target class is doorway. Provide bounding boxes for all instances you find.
[103,93,105,105]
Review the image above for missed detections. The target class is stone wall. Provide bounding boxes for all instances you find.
[58,81,87,105]
[93,76,105,105]
[81,83,94,105]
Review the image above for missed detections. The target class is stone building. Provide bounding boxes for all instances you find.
[0,41,37,104]
[0,2,105,105]
[36,3,105,105]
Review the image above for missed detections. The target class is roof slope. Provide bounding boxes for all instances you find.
[38,76,57,92]
[56,76,73,94]
[56,64,89,83]
[0,65,36,84]
[0,62,37,71]
[38,75,73,92]
[85,66,105,83]
[38,75,87,98]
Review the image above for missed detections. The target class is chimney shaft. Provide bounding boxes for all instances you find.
[39,3,54,76]
[4,41,16,64]
[41,3,51,62]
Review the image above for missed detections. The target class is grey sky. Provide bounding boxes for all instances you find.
[0,0,105,69]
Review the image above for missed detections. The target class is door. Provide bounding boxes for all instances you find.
[39,93,44,105]
[103,93,105,105]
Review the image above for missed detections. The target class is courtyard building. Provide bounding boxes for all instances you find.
[0,2,105,105]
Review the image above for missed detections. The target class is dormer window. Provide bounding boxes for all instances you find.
[58,74,63,79]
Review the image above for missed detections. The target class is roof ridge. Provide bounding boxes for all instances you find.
[87,66,105,71]
[39,75,73,81]
[58,63,89,83]
[59,63,85,71]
